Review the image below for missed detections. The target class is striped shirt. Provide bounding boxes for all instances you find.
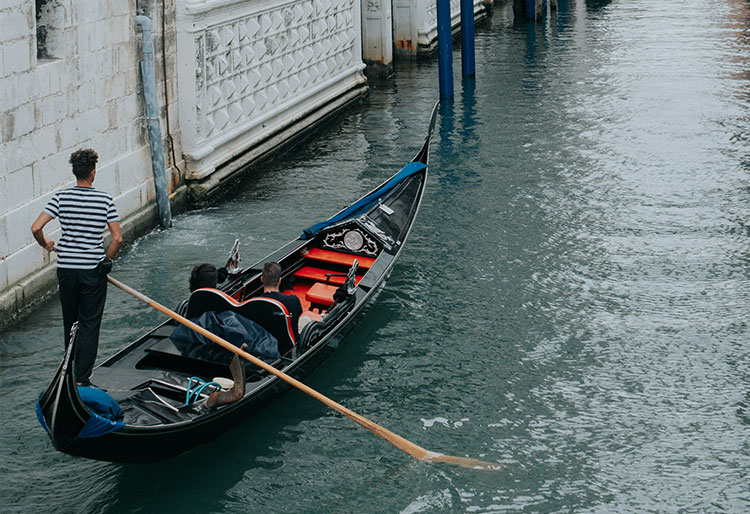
[43,186,120,269]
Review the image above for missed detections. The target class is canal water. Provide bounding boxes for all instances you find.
[2,0,748,511]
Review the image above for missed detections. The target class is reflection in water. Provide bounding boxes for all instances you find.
[585,0,612,12]
[435,97,482,189]
[105,397,327,513]
[460,78,480,155]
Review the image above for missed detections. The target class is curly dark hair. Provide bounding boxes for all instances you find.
[189,263,218,292]
[69,148,99,179]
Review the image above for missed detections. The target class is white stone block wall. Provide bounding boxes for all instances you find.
[393,0,486,55]
[176,0,366,180]
[0,0,181,301]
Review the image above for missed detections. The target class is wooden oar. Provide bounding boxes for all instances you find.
[107,275,500,470]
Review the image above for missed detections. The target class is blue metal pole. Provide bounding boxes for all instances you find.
[526,0,535,20]
[460,0,475,77]
[136,15,172,229]
[436,0,453,99]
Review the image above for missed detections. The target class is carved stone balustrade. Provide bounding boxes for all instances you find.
[176,0,367,184]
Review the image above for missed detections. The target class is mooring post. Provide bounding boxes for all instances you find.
[437,0,454,98]
[460,0,476,77]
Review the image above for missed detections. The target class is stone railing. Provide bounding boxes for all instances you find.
[176,0,366,181]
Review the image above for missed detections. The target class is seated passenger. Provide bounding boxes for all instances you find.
[258,262,304,338]
[190,263,218,292]
[176,263,232,316]
[175,263,217,316]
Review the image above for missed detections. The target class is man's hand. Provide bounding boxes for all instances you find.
[31,212,55,252]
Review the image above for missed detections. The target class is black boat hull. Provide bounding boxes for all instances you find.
[63,281,387,462]
[37,103,437,463]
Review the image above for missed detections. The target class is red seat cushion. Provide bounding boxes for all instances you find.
[305,283,339,307]
[293,266,362,285]
[283,286,311,311]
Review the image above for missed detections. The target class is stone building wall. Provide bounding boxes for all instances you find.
[0,0,183,325]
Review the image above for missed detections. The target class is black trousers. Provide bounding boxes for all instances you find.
[57,267,107,383]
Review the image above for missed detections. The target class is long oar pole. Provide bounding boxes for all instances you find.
[107,275,498,470]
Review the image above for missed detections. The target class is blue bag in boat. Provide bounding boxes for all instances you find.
[170,310,281,361]
[78,387,124,422]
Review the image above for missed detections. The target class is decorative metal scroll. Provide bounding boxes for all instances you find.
[322,228,379,256]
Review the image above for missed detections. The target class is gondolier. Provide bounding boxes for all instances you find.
[31,148,122,385]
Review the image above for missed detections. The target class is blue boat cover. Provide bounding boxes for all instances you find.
[77,388,125,438]
[300,161,427,239]
[76,414,125,438]
[35,387,125,439]
[171,310,281,361]
[78,387,124,422]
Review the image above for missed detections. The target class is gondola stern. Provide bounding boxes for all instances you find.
[36,326,97,452]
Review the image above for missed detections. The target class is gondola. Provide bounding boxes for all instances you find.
[36,103,438,463]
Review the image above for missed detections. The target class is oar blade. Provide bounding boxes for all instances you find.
[421,452,504,471]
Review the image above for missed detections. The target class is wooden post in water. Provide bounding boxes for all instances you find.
[460,0,476,77]
[512,0,522,19]
[550,0,558,11]
[437,0,454,98]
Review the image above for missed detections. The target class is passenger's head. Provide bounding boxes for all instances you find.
[69,149,99,179]
[261,262,282,289]
[190,263,218,292]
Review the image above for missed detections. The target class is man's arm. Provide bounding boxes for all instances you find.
[31,212,55,252]
[106,221,123,260]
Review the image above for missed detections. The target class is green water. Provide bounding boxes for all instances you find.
[1,1,748,512]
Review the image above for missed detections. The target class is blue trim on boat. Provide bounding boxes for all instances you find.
[301,161,427,239]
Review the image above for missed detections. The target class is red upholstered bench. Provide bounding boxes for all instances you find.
[301,248,376,269]
[293,266,363,286]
